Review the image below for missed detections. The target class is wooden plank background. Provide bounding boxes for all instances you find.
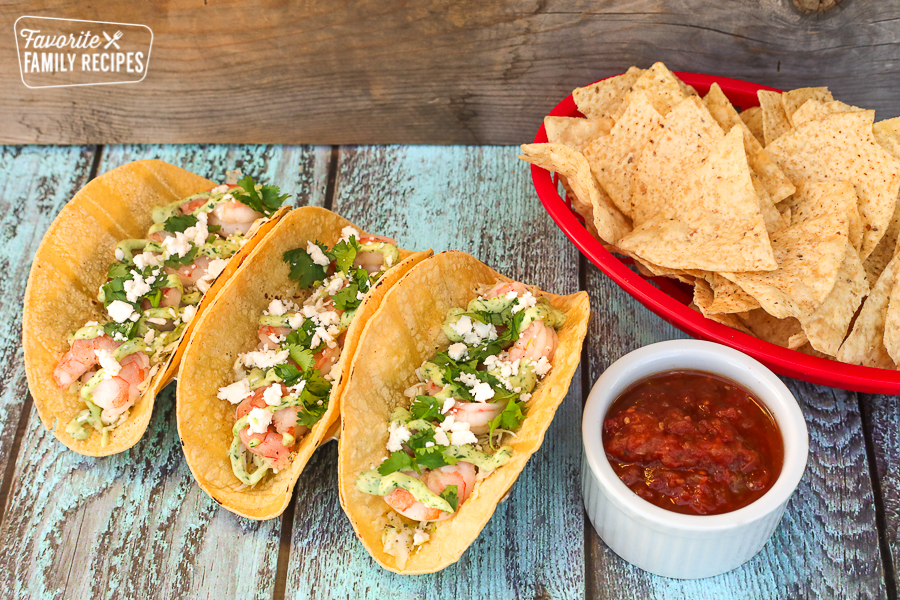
[3,1,900,144]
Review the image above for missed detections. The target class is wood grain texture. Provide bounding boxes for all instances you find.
[4,1,900,144]
[862,392,900,593]
[0,144,330,599]
[584,268,886,599]
[285,145,585,598]
[0,145,94,483]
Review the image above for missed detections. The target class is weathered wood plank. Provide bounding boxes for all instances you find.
[861,392,900,592]
[4,1,900,144]
[584,268,886,598]
[0,144,95,495]
[286,145,585,598]
[0,144,330,599]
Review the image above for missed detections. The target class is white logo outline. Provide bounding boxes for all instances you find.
[14,15,153,89]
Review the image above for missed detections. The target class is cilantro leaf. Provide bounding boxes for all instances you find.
[107,263,130,278]
[440,485,459,512]
[285,319,319,351]
[288,345,315,372]
[410,395,444,423]
[283,246,328,288]
[103,320,138,340]
[163,214,198,233]
[163,245,199,268]
[416,447,455,471]
[378,451,417,476]
[331,283,360,312]
[231,175,290,216]
[273,363,302,386]
[331,237,359,273]
[488,398,527,446]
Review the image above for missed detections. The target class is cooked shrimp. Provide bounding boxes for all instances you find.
[166,255,213,288]
[313,343,342,374]
[448,400,508,434]
[91,352,150,423]
[148,231,173,243]
[508,320,558,362]
[141,286,182,312]
[384,461,477,522]
[53,335,121,389]
[180,196,210,214]
[209,200,263,236]
[258,325,292,349]
[484,281,528,299]
[353,234,398,275]
[235,384,294,468]
[272,407,310,439]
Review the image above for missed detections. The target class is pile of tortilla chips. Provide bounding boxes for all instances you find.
[521,62,900,369]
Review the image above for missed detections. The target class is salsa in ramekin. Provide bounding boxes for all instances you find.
[602,370,784,516]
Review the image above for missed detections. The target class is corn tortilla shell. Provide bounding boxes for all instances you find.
[22,160,286,457]
[519,143,631,244]
[337,251,589,574]
[618,126,776,272]
[176,207,430,520]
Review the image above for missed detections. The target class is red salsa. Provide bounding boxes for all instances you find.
[602,370,783,516]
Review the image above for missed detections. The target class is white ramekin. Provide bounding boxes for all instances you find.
[582,339,808,579]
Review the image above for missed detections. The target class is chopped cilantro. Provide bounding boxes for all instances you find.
[273,363,302,386]
[231,175,290,217]
[283,246,328,288]
[417,447,455,471]
[107,263,130,279]
[440,485,459,512]
[410,395,444,423]
[488,397,527,446]
[378,451,417,476]
[331,237,359,273]
[103,320,138,340]
[163,245,199,268]
[288,345,315,372]
[163,214,198,233]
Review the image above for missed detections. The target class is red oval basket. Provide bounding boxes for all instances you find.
[531,71,900,394]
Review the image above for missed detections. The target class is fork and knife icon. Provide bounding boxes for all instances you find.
[102,30,123,49]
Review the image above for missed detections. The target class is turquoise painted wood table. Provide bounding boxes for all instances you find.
[0,144,894,599]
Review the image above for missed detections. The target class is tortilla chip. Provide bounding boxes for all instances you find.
[791,99,864,127]
[721,181,851,319]
[798,242,869,355]
[630,255,701,284]
[337,251,590,573]
[519,143,631,244]
[836,253,900,368]
[705,83,795,207]
[618,126,776,272]
[544,116,614,151]
[766,110,900,261]
[758,90,792,146]
[612,62,687,120]
[583,91,665,217]
[22,160,287,457]
[874,117,900,160]
[176,207,431,519]
[629,96,724,226]
[573,66,643,119]
[781,87,833,125]
[884,270,900,365]
[738,310,804,348]
[864,212,900,285]
[741,107,765,145]
[704,273,761,314]
[781,179,863,253]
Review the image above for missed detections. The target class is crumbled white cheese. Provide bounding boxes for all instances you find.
[287,313,304,329]
[456,372,479,388]
[386,421,411,452]
[450,316,472,338]
[107,300,135,323]
[520,392,532,403]
[196,258,229,293]
[143,329,156,344]
[450,429,478,446]
[217,379,252,404]
[471,382,495,402]
[133,252,162,270]
[319,310,341,327]
[267,299,288,316]
[147,318,168,325]
[289,380,307,395]
[129,313,140,322]
[512,291,537,314]
[533,356,552,377]
[325,275,345,296]
[356,291,366,301]
[307,241,330,266]
[247,407,273,434]
[241,348,290,369]
[433,428,450,446]
[161,235,191,259]
[210,184,230,194]
[94,349,121,379]
[124,271,152,302]
[471,320,498,342]
[340,226,360,242]
[114,248,125,261]
[504,290,519,301]
[262,384,283,406]
[182,305,197,324]
[447,343,467,361]
[441,398,456,414]
[413,529,430,546]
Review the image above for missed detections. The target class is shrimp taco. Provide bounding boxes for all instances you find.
[338,251,589,573]
[176,206,432,520]
[23,159,290,456]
